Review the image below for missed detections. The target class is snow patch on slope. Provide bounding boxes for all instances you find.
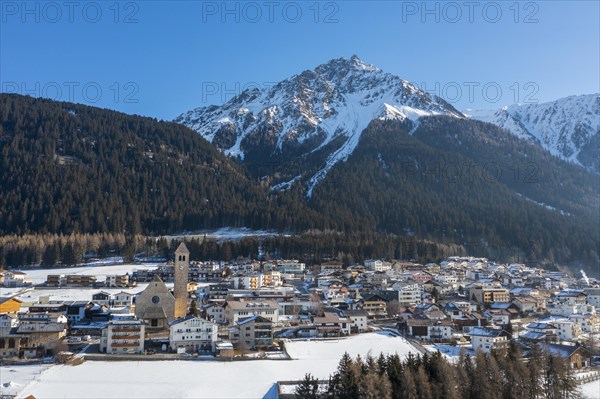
[465,94,600,167]
[176,56,463,195]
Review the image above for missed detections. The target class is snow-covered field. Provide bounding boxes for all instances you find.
[0,364,52,397]
[166,227,284,242]
[580,380,600,399]
[12,285,156,305]
[0,263,163,299]
[15,332,417,399]
[14,263,161,285]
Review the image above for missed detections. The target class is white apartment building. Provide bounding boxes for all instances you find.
[224,301,279,325]
[470,327,508,354]
[169,316,218,352]
[100,319,145,354]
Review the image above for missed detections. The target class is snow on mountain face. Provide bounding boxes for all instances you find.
[176,56,463,194]
[465,94,600,171]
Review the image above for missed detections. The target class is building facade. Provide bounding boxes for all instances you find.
[169,316,218,353]
[100,319,145,354]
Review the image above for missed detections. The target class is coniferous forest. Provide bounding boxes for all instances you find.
[295,344,580,399]
[0,94,598,271]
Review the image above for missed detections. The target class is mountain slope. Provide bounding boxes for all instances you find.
[0,94,278,235]
[309,118,599,266]
[465,94,600,172]
[175,56,599,266]
[176,56,463,195]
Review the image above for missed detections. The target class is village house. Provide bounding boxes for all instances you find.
[100,319,145,354]
[342,309,369,333]
[555,290,587,306]
[553,319,583,341]
[312,311,351,337]
[391,283,423,305]
[113,291,135,307]
[0,313,19,329]
[522,322,558,342]
[169,315,218,353]
[470,286,510,304]
[470,327,508,353]
[513,296,544,314]
[405,319,453,341]
[0,297,22,313]
[320,261,343,273]
[0,329,28,357]
[63,301,91,322]
[19,312,68,324]
[205,302,226,324]
[364,259,392,272]
[489,302,521,320]
[361,294,387,318]
[8,317,68,357]
[105,274,130,288]
[1,271,31,287]
[443,301,477,320]
[46,274,98,287]
[92,291,112,307]
[229,315,274,350]
[207,284,231,302]
[276,260,305,274]
[538,343,593,369]
[232,273,263,290]
[569,313,600,333]
[485,309,511,326]
[584,287,600,308]
[224,300,279,325]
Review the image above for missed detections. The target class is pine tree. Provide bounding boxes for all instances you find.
[188,300,200,317]
[295,373,320,399]
[526,344,543,399]
[328,352,359,399]
[41,241,60,267]
[400,365,419,399]
[413,364,432,399]
[358,370,392,399]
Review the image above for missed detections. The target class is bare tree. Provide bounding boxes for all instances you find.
[387,300,401,318]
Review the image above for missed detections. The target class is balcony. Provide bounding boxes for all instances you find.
[112,328,140,333]
[112,335,140,340]
[111,343,140,348]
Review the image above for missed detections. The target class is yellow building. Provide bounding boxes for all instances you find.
[482,289,510,303]
[0,297,22,313]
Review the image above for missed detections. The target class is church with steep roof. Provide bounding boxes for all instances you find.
[134,242,190,330]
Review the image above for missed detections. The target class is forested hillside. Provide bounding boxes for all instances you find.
[0,94,276,235]
[0,94,598,269]
[308,118,599,267]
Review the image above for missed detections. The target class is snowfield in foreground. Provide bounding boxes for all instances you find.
[0,364,52,397]
[580,380,600,399]
[16,333,417,399]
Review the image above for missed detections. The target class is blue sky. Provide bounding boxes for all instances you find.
[1,1,598,120]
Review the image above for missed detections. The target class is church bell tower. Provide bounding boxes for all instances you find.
[174,242,190,319]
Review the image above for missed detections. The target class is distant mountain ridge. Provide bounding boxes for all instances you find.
[465,94,600,172]
[175,56,599,268]
[176,55,463,195]
[2,60,599,269]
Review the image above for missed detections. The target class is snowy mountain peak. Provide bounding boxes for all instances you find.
[175,56,464,194]
[465,94,600,172]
